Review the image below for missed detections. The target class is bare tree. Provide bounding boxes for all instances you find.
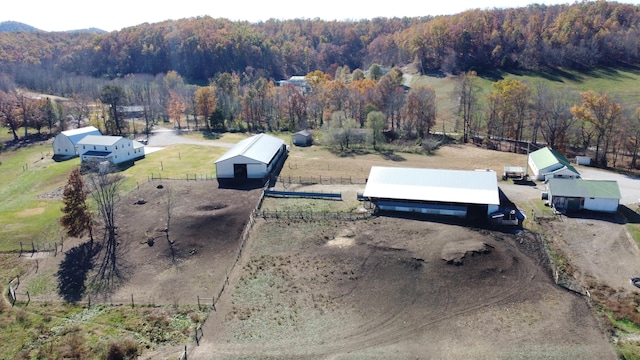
[87,169,124,290]
[454,71,480,143]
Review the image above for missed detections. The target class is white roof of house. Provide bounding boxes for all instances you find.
[215,133,285,164]
[60,126,101,144]
[77,135,124,146]
[363,166,500,205]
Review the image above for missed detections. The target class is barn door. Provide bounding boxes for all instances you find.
[234,164,248,179]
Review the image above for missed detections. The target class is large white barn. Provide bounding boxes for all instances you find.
[52,126,101,158]
[77,135,145,165]
[362,166,501,220]
[215,133,287,182]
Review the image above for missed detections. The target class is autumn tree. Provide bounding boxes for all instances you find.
[403,85,437,138]
[570,91,622,167]
[167,89,186,129]
[99,85,126,134]
[454,71,480,143]
[60,168,93,242]
[0,90,20,141]
[366,110,386,150]
[195,86,216,131]
[489,78,530,151]
[533,85,575,151]
[323,111,360,151]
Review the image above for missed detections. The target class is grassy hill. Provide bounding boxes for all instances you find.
[410,66,640,133]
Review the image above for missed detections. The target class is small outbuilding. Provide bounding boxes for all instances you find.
[77,135,145,165]
[362,166,500,220]
[215,133,287,183]
[52,126,101,158]
[292,130,313,147]
[545,178,621,213]
[528,147,580,181]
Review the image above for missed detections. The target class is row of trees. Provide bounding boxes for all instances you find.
[456,71,639,168]
[2,2,640,85]
[1,63,637,169]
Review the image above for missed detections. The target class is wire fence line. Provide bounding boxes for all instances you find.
[276,175,367,186]
[148,173,217,182]
[256,209,372,221]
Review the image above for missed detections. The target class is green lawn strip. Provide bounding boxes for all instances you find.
[119,143,226,192]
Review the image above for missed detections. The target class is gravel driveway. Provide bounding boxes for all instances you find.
[146,126,236,148]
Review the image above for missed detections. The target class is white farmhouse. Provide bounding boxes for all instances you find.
[77,135,145,165]
[52,126,101,158]
[215,133,287,183]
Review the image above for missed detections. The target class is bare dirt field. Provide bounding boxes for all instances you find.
[106,180,263,306]
[188,215,615,359]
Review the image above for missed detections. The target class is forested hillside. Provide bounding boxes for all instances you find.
[1,1,639,84]
[1,1,640,170]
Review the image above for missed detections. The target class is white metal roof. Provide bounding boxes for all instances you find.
[215,133,284,164]
[77,135,124,146]
[60,126,101,145]
[61,126,99,137]
[363,166,500,205]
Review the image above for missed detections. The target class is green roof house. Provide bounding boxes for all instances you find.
[528,147,580,181]
[546,178,621,213]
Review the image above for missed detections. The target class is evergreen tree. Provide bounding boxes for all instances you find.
[60,168,93,241]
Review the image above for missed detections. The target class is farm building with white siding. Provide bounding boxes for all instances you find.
[77,135,145,165]
[545,178,621,213]
[52,126,101,158]
[528,147,580,181]
[362,166,501,221]
[215,133,287,183]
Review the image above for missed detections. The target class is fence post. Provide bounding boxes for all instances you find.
[212,296,216,311]
[131,294,134,308]
[197,296,201,310]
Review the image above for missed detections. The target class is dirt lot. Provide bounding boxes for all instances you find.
[106,180,263,306]
[188,214,614,359]
[20,142,640,359]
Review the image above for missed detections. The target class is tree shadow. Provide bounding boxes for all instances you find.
[379,150,406,162]
[56,241,101,303]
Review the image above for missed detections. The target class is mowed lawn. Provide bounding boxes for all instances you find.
[0,141,229,251]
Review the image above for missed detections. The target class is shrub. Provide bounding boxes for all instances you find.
[106,338,139,360]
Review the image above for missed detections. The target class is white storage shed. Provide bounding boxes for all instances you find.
[546,178,621,213]
[215,133,287,182]
[52,126,101,157]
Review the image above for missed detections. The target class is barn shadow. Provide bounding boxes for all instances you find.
[560,208,628,225]
[56,241,101,303]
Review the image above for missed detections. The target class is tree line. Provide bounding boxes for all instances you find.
[1,1,640,86]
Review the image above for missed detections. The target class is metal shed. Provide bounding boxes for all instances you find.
[362,167,500,219]
[215,133,287,182]
[528,147,580,181]
[292,130,313,147]
[546,178,621,213]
